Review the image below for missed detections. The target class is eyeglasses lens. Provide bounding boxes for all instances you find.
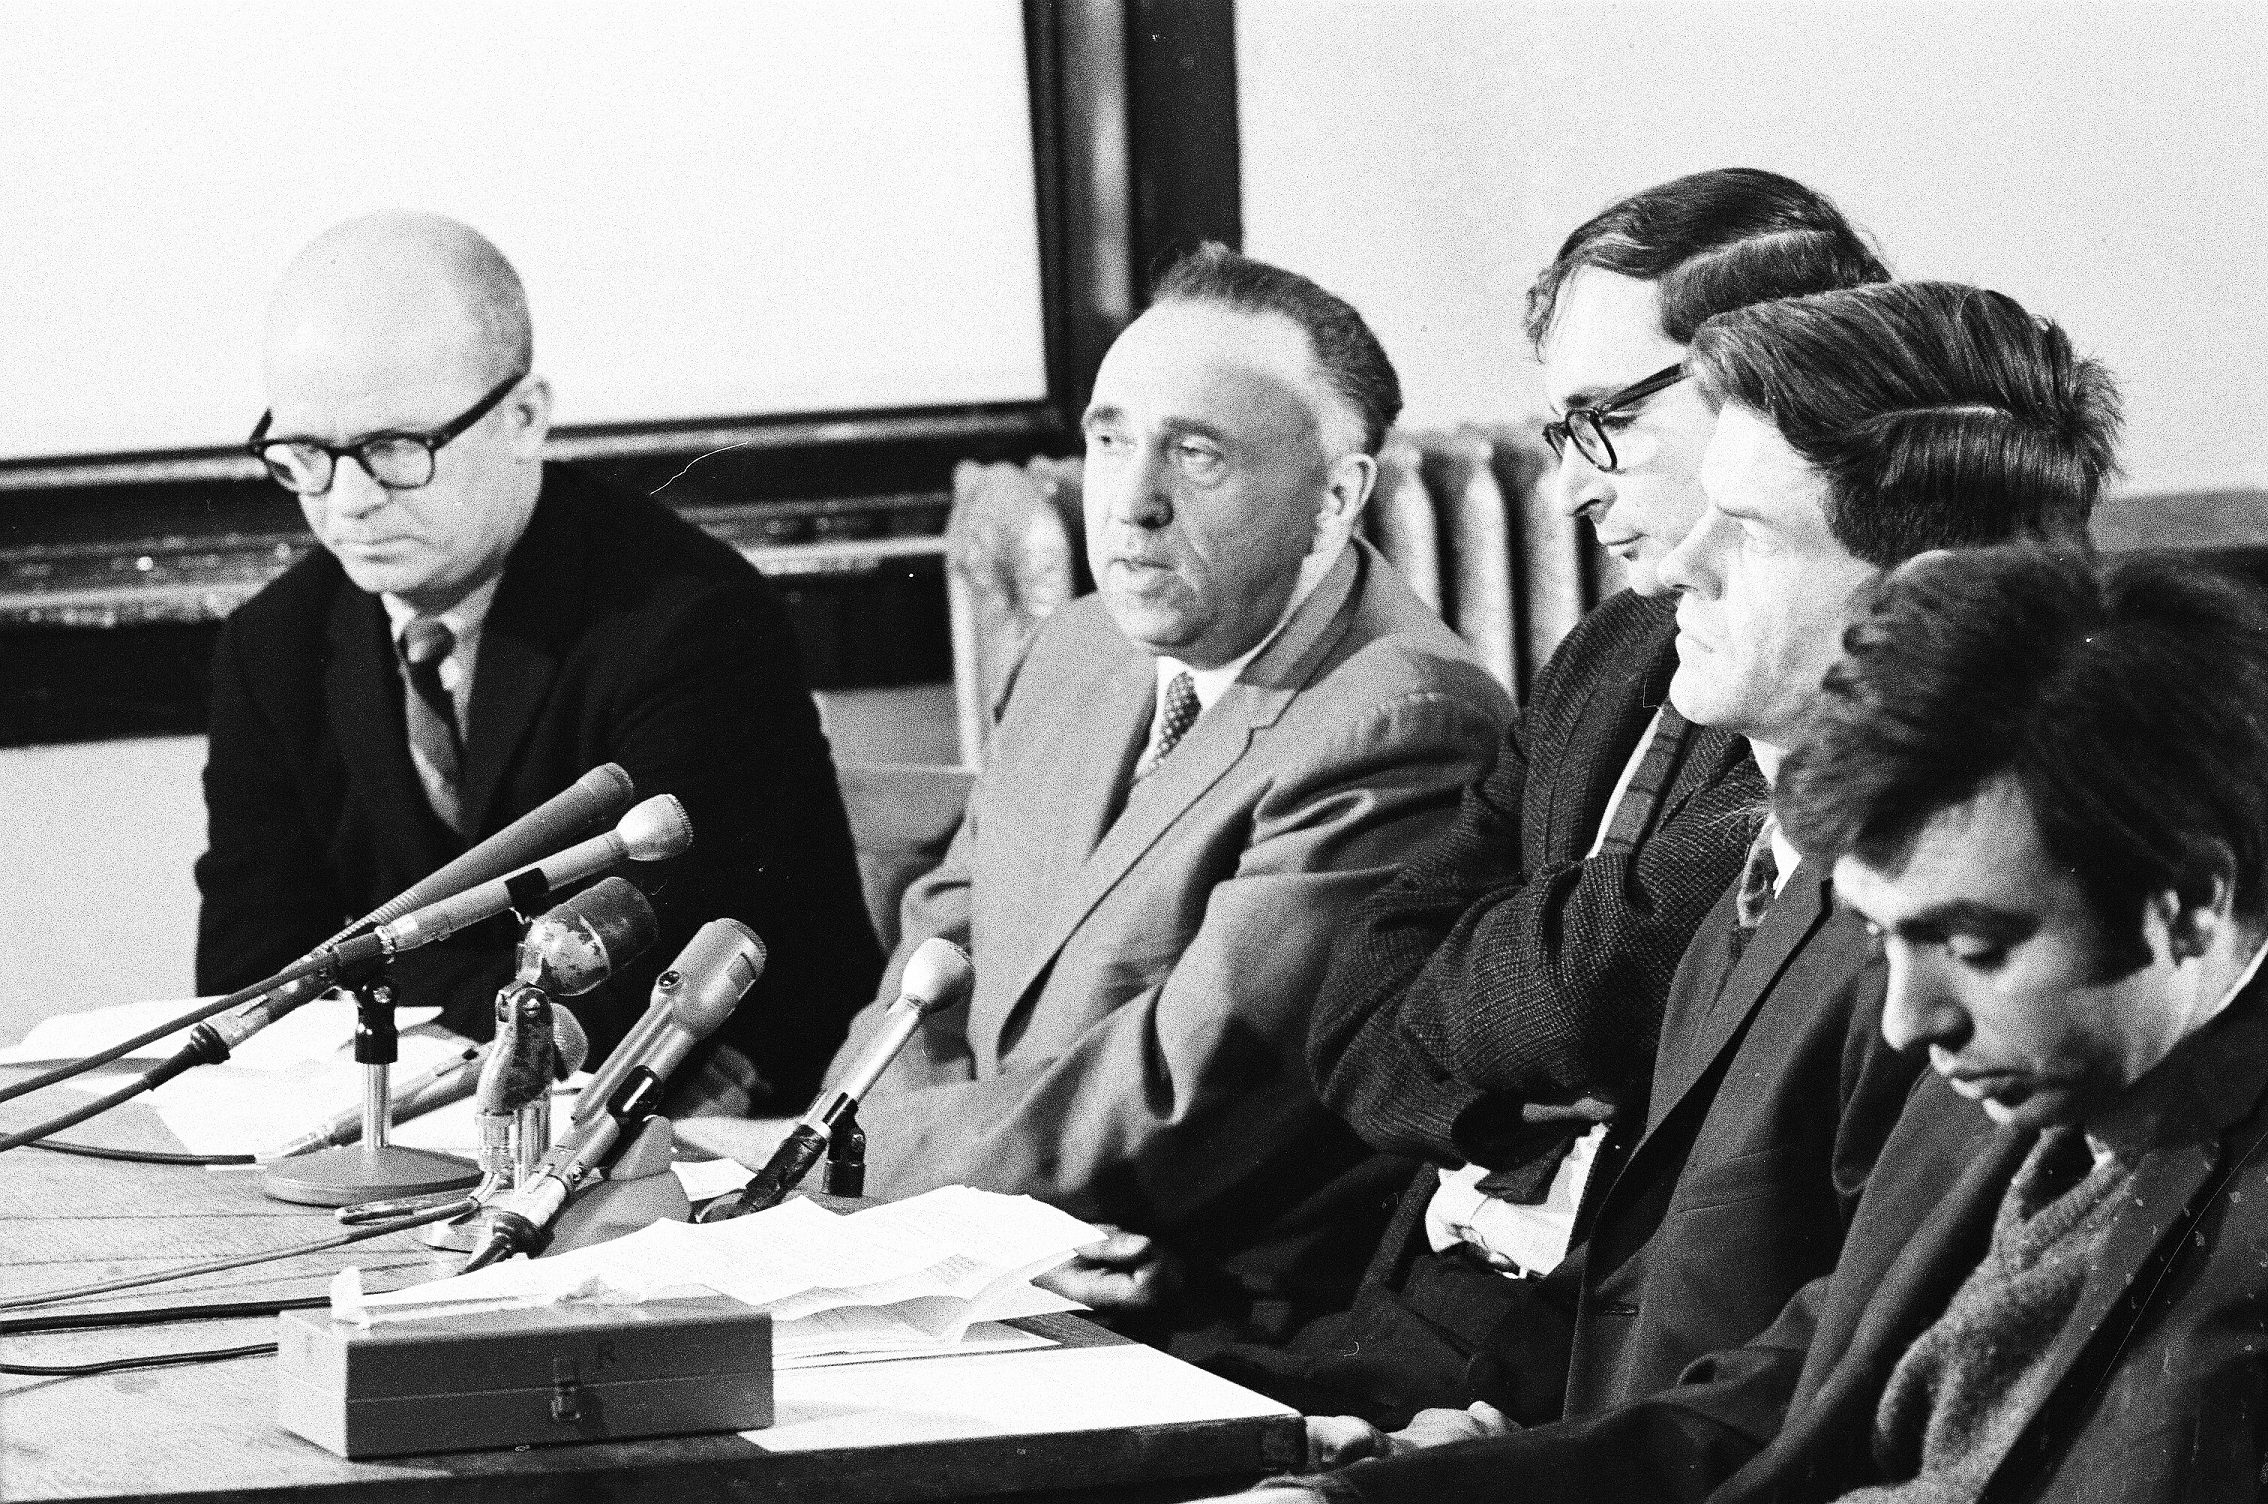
[1568,413,1615,471]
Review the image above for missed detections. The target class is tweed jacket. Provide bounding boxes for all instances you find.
[195,465,881,1107]
[826,541,1510,1317]
[1309,588,1762,1171]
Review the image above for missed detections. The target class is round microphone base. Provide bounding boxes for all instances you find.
[263,1146,482,1207]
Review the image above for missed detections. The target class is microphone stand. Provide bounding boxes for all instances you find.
[262,958,480,1207]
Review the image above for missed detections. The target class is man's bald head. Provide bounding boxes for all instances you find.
[259,212,551,616]
[264,211,531,395]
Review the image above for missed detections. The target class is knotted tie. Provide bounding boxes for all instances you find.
[1725,813,1782,965]
[398,617,469,836]
[1136,671,1200,782]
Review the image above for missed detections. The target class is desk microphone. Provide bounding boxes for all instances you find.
[696,937,973,1223]
[198,796,690,1059]
[461,920,765,1270]
[476,877,658,1181]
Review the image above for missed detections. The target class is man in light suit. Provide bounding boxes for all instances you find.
[1299,546,2268,1503]
[823,245,1511,1343]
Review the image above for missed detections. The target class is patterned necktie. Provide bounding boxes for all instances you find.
[398,617,469,836]
[1725,813,1782,964]
[1137,671,1200,782]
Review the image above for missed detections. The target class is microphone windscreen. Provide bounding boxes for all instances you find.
[900,938,975,1016]
[617,795,693,862]
[346,765,637,938]
[517,875,661,997]
[551,1006,591,1078]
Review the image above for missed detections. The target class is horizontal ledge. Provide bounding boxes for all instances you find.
[0,405,1061,493]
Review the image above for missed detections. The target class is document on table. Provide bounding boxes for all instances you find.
[340,1185,1103,1359]
[0,993,440,1069]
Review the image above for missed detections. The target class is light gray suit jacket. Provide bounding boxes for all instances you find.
[825,541,1510,1318]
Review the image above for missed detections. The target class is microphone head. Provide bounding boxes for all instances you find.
[617,795,694,862]
[651,920,766,1042]
[900,938,975,1017]
[516,875,661,996]
[550,1005,591,1078]
[578,762,637,811]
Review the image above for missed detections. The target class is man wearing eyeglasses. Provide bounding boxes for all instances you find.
[195,211,881,1109]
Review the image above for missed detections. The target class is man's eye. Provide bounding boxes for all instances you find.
[1085,429,1126,452]
[1947,939,2009,972]
[1176,442,1223,470]
[1595,412,1639,433]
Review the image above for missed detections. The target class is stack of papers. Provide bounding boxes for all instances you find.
[336,1186,1102,1363]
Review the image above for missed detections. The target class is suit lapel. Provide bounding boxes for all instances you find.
[325,586,454,875]
[458,478,578,833]
[985,544,1366,1033]
[1641,868,1830,1139]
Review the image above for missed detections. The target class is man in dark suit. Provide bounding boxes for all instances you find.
[823,246,1509,1345]
[1301,546,2268,1503]
[1204,168,1889,1419]
[196,211,879,1111]
[1227,279,2123,1466]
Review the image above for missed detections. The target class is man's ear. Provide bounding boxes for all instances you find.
[1315,451,1376,554]
[506,374,554,458]
[2161,838,2240,962]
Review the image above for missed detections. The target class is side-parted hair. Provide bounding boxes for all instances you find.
[1152,242,1402,457]
[1688,282,2122,566]
[1523,167,1890,351]
[1779,546,2268,975]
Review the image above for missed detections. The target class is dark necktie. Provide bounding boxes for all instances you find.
[1725,813,1782,965]
[398,617,469,836]
[1137,671,1200,782]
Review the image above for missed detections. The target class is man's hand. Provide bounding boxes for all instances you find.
[1033,1224,1182,1316]
[1385,1401,1516,1453]
[1305,1413,1394,1469]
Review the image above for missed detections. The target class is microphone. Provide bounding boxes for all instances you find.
[461,920,766,1270]
[476,878,658,1181]
[695,937,972,1223]
[201,796,691,1057]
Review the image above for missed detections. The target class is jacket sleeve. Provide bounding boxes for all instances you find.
[845,683,1503,1232]
[194,615,350,995]
[1308,713,1762,1164]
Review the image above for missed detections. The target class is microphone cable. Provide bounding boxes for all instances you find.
[0,1295,326,1379]
[0,1197,465,1315]
[0,971,309,1109]
[26,1139,253,1167]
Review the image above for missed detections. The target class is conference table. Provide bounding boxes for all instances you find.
[0,997,1303,1504]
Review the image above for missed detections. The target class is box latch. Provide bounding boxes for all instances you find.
[549,1357,586,1425]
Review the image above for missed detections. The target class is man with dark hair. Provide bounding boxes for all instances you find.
[1206,167,1886,1426]
[1221,275,2122,1474]
[199,212,880,1111]
[1295,546,2268,1502]
[820,245,1510,1343]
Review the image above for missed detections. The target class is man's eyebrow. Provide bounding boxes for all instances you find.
[1885,900,2042,944]
[1081,403,1123,428]
[1159,416,1231,444]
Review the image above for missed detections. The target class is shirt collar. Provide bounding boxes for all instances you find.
[380,572,504,654]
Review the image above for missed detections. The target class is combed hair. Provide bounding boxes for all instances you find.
[1779,547,2268,975]
[1688,282,2122,565]
[1153,242,1402,456]
[1523,167,1889,350]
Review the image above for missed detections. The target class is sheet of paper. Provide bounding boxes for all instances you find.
[0,994,440,1067]
[52,1019,469,1156]
[771,1319,1054,1370]
[670,1156,756,1201]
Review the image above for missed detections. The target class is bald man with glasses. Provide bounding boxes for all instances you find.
[198,211,880,1110]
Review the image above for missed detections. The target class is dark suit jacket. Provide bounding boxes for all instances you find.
[1310,590,1760,1167]
[195,464,881,1108]
[1323,974,2268,1504]
[827,542,1509,1330]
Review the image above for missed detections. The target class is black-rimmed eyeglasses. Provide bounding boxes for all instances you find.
[247,370,528,497]
[1540,363,1688,473]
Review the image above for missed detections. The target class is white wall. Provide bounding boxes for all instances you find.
[1238,0,2268,501]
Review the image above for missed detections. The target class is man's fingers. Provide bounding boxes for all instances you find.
[1304,1414,1390,1470]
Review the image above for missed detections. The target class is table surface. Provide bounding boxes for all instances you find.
[0,1009,1301,1504]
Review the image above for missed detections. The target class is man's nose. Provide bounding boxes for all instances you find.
[322,454,390,519]
[1879,947,1969,1054]
[1113,448,1174,530]
[1553,444,1612,522]
[1654,504,1727,597]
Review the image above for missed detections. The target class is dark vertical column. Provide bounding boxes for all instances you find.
[1124,0,1242,302]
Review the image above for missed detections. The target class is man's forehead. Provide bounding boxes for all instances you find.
[1089,302,1327,437]
[1832,781,2055,921]
[1538,268,1680,406]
